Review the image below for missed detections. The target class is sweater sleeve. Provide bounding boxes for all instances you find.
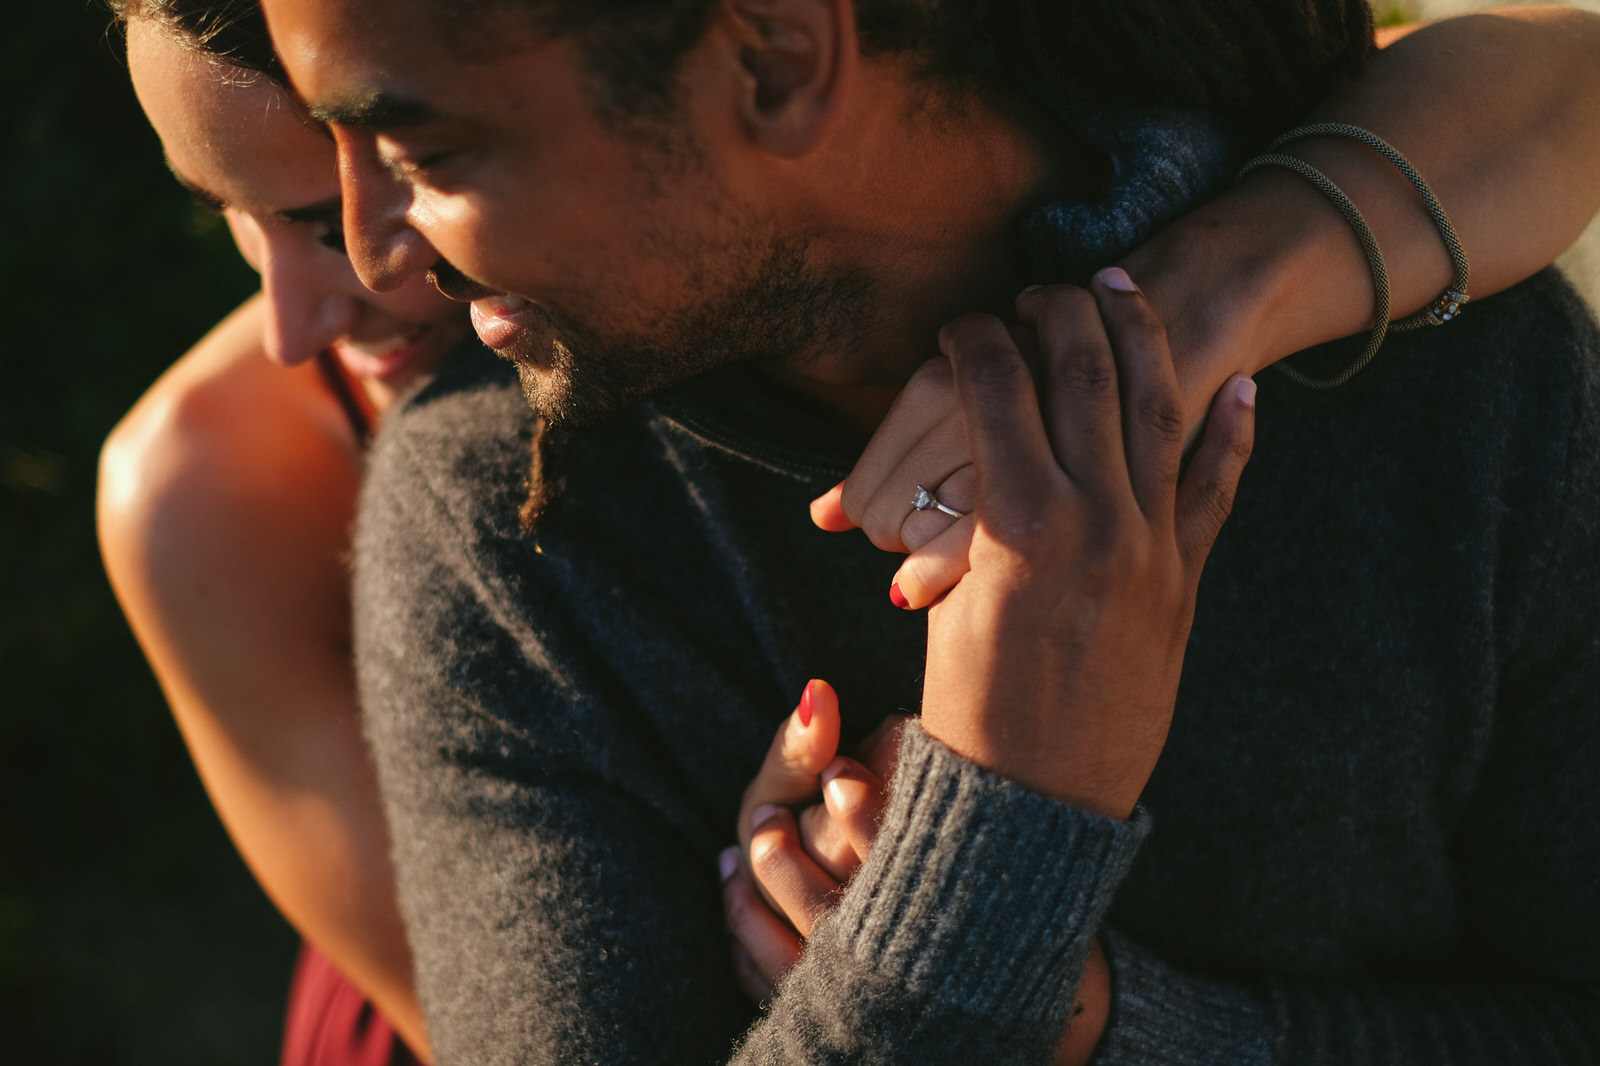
[735,725,1149,1066]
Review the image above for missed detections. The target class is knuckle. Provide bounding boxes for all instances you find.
[1227,427,1256,466]
[938,312,1003,351]
[1135,391,1185,442]
[837,481,869,525]
[904,356,956,399]
[961,345,1032,391]
[1058,349,1118,396]
[748,827,796,878]
[1039,285,1099,325]
[1195,473,1240,529]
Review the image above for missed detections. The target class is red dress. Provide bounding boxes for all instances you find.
[281,942,423,1066]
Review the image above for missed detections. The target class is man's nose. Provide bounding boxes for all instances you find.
[335,130,440,294]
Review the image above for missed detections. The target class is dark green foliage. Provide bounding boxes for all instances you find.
[1,4,293,1062]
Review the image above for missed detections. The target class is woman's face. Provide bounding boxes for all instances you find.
[126,19,467,400]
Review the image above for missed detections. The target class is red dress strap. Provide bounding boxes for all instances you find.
[281,942,423,1066]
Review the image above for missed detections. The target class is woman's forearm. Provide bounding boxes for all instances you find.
[1123,5,1600,424]
[97,298,430,1060]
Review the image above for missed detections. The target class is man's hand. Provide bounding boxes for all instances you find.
[921,268,1255,817]
[809,272,1238,612]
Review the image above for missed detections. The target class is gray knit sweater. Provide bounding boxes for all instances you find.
[354,264,1600,1066]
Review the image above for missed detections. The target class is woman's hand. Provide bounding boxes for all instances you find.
[722,680,903,1001]
[921,269,1255,817]
[810,354,983,611]
[722,680,1117,1066]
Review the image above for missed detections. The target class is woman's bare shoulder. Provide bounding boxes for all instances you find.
[97,293,363,630]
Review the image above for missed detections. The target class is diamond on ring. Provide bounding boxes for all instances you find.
[912,484,967,520]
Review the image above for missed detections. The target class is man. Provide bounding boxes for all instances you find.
[257,0,1600,1063]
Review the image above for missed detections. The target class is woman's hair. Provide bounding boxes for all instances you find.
[107,0,285,83]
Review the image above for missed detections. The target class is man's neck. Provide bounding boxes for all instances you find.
[761,79,1093,432]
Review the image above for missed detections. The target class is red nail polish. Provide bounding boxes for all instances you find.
[889,583,910,610]
[798,682,814,728]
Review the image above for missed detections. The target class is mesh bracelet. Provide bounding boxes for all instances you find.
[1268,122,1470,330]
[1236,153,1392,389]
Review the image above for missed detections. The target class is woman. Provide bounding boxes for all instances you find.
[97,0,464,1059]
[98,0,1600,1063]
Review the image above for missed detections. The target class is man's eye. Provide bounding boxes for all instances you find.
[378,146,456,183]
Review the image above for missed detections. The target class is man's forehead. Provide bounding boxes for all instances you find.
[263,0,439,92]
[263,0,543,117]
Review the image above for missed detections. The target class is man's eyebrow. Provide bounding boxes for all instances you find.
[309,91,438,131]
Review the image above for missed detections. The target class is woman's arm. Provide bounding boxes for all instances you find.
[1136,5,1600,427]
[811,6,1600,597]
[96,294,428,1060]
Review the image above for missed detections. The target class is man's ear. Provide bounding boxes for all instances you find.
[721,0,856,158]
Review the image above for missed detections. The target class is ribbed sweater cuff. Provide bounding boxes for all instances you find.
[826,723,1150,1037]
[1090,930,1274,1065]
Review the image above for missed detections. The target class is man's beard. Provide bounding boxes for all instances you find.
[496,237,871,429]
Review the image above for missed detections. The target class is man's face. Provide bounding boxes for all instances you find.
[261,0,868,426]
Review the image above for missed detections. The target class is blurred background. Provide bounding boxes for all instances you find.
[2,4,288,1064]
[2,1,1595,1064]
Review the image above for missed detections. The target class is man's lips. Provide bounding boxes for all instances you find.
[468,293,542,352]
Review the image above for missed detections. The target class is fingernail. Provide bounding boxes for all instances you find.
[718,845,740,882]
[889,583,910,610]
[797,681,814,728]
[1095,266,1139,293]
[1019,284,1045,295]
[751,804,784,830]
[824,775,852,810]
[1235,376,1257,408]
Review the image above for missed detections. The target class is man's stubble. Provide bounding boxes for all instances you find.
[495,163,874,429]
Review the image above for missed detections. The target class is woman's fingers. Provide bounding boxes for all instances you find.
[808,482,854,532]
[1091,268,1184,521]
[730,940,775,1005]
[738,679,840,856]
[1176,375,1257,572]
[854,713,911,783]
[795,756,886,879]
[720,848,802,997]
[819,757,885,863]
[855,424,971,554]
[747,805,841,939]
[834,357,964,547]
[891,517,975,609]
[896,464,976,554]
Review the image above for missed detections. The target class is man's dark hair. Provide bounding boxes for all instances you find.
[482,0,1374,139]
[107,0,286,84]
